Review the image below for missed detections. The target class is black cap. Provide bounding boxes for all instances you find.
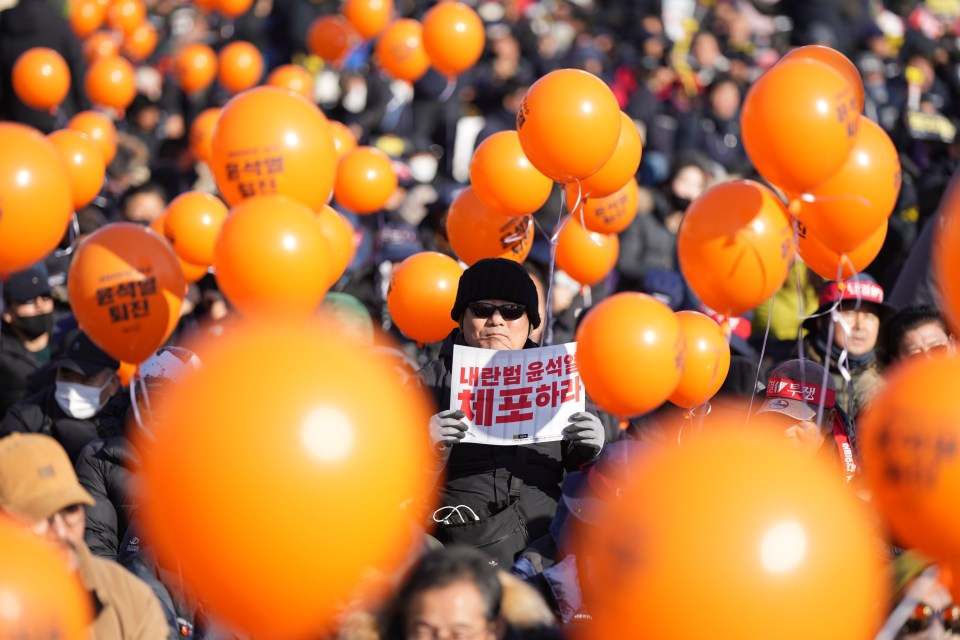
[450,258,541,329]
[56,330,119,378]
[3,266,50,304]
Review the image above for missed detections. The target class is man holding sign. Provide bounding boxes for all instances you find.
[416,258,604,568]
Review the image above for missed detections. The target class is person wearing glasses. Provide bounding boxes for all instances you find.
[0,432,166,638]
[879,305,956,368]
[415,258,605,568]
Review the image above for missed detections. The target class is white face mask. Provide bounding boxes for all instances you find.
[408,155,439,183]
[55,380,110,420]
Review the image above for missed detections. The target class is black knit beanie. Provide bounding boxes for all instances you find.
[450,258,541,329]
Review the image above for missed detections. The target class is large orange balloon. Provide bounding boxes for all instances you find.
[422,1,484,78]
[0,123,73,276]
[329,119,358,159]
[68,223,186,364]
[67,110,117,164]
[307,15,356,63]
[213,195,331,321]
[446,187,533,265]
[70,0,106,39]
[935,177,960,335]
[741,58,858,194]
[13,48,70,112]
[375,19,430,83]
[210,87,337,210]
[333,146,398,214]
[188,107,220,163]
[797,218,887,281]
[860,354,960,561]
[342,0,392,40]
[163,192,229,266]
[570,176,639,235]
[578,426,885,639]
[668,310,732,409]
[575,292,684,417]
[48,129,106,210]
[217,41,264,94]
[85,55,136,111]
[82,31,120,64]
[106,0,145,34]
[516,68,621,183]
[122,21,158,61]
[387,251,463,343]
[470,130,553,216]
[574,111,642,199]
[677,179,795,317]
[795,117,901,254]
[265,64,314,101]
[217,0,252,18]
[135,320,436,638]
[315,205,355,288]
[554,215,619,286]
[174,43,217,95]
[0,518,92,639]
[782,45,864,114]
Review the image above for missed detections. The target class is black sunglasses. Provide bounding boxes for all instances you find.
[468,302,526,321]
[901,603,960,635]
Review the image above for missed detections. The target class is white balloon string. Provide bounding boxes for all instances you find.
[438,76,457,103]
[53,213,80,258]
[745,295,775,431]
[542,186,564,347]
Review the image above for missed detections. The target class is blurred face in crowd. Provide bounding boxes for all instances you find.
[898,321,954,361]
[832,305,881,356]
[461,299,531,351]
[57,367,121,406]
[31,504,86,570]
[2,294,54,341]
[709,80,741,121]
[123,191,166,224]
[405,580,502,640]
[758,412,826,457]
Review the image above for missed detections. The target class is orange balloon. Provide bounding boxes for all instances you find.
[570,176,639,235]
[0,518,92,639]
[70,0,107,39]
[174,43,218,95]
[163,192,229,266]
[67,223,186,364]
[329,119,358,159]
[795,117,901,254]
[117,360,136,387]
[446,187,534,266]
[797,218,887,281]
[179,258,209,284]
[935,178,960,335]
[782,45,864,114]
[82,31,120,64]
[315,205,355,288]
[516,68,621,183]
[554,215,619,286]
[422,1,484,78]
[860,354,960,560]
[188,107,220,163]
[575,111,642,199]
[741,58,858,194]
[48,129,106,210]
[106,0,145,34]
[213,195,331,321]
[122,21,158,61]
[470,130,553,216]
[387,251,463,343]
[577,425,885,639]
[210,87,337,210]
[85,55,136,111]
[375,19,430,83]
[575,292,683,417]
[13,47,70,112]
[68,110,117,165]
[265,64,314,101]
[307,15,356,63]
[342,0,393,40]
[668,310,732,409]
[135,320,436,638]
[333,146,397,214]
[0,123,73,276]
[677,179,795,317]
[217,0,252,18]
[217,41,264,94]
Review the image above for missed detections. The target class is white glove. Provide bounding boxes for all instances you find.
[429,409,468,450]
[562,411,605,456]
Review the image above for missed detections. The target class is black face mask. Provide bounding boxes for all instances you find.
[12,312,54,340]
[670,193,692,212]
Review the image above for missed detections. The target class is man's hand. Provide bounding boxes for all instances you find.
[429,409,468,450]
[562,411,604,456]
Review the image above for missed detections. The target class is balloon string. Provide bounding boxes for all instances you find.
[745,294,775,431]
[438,76,458,103]
[52,107,68,130]
[677,409,692,446]
[542,185,565,347]
[679,402,712,446]
[53,212,81,258]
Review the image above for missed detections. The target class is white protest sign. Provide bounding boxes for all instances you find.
[449,342,584,446]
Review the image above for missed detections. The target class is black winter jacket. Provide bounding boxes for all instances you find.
[0,322,53,419]
[75,435,137,560]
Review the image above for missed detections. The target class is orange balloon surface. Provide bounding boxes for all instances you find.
[329,120,358,159]
[576,293,683,417]
[85,55,136,111]
[677,179,795,316]
[68,110,117,164]
[935,177,960,335]
[668,311,731,409]
[422,1,484,77]
[572,177,639,235]
[217,41,263,94]
[122,21,158,61]
[213,195,331,322]
[315,205,356,288]
[135,321,437,638]
[375,19,430,83]
[0,123,73,275]
[516,68,621,183]
[163,192,228,266]
[216,0,252,18]
[575,111,642,199]
[307,15,356,63]
[333,146,398,214]
[342,0,392,39]
[782,45,864,114]
[210,87,337,210]
[70,0,106,39]
[795,117,901,254]
[179,258,209,284]
[106,0,144,34]
[387,251,463,343]
[82,31,120,64]
[174,43,217,95]
[797,218,887,281]
[48,129,106,210]
[446,187,534,265]
[13,48,70,112]
[265,64,314,100]
[577,426,886,639]
[117,360,136,387]
[188,107,220,163]
[470,130,553,216]
[741,58,858,194]
[68,223,186,364]
[555,215,618,286]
